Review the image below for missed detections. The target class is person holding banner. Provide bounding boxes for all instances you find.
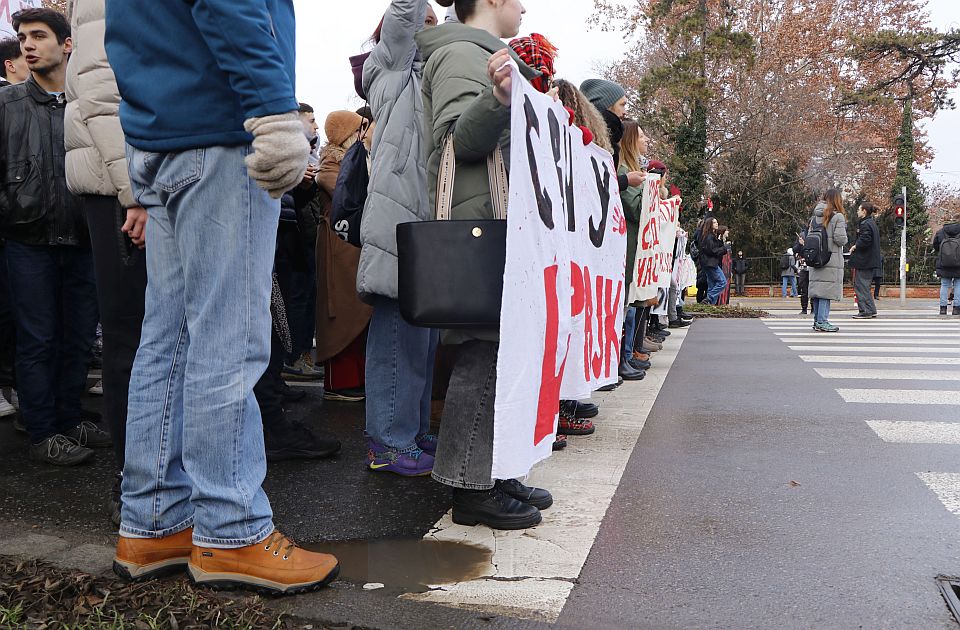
[419,0,554,530]
[618,119,650,379]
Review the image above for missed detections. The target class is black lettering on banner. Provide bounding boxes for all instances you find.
[524,95,554,230]
[547,109,576,233]
[589,157,612,248]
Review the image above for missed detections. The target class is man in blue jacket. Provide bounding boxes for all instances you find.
[105,0,338,593]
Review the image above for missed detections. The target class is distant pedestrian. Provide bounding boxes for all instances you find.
[780,248,798,298]
[933,217,960,316]
[808,189,848,332]
[793,231,810,315]
[732,251,750,296]
[848,201,881,319]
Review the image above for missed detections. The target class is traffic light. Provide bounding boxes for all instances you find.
[893,195,905,230]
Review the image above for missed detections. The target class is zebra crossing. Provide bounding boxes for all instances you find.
[764,315,960,522]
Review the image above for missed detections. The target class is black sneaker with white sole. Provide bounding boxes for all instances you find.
[29,434,95,466]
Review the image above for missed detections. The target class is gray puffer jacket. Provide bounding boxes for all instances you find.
[357,0,431,302]
[808,202,848,301]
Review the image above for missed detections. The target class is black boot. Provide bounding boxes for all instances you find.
[452,486,542,529]
[619,357,646,381]
[941,306,949,316]
[496,479,553,510]
[628,357,651,371]
[263,411,341,462]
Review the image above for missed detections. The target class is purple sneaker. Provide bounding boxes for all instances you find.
[369,447,434,476]
[416,434,438,456]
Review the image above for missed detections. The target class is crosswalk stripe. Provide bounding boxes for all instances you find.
[774,332,960,339]
[867,421,960,444]
[800,355,960,365]
[777,337,957,345]
[762,318,955,323]
[789,345,960,353]
[837,388,960,405]
[767,326,959,332]
[815,368,960,381]
[917,473,960,517]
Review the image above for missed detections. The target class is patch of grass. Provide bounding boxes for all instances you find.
[684,303,769,318]
[0,556,296,629]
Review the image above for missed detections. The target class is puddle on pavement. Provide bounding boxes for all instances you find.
[305,539,493,592]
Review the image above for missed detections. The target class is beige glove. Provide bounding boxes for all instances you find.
[244,112,310,199]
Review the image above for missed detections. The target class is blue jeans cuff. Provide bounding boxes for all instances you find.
[120,515,194,540]
[192,522,275,549]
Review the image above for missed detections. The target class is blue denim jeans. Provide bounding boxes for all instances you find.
[781,275,797,297]
[365,297,439,453]
[4,241,98,443]
[941,277,960,307]
[622,306,638,356]
[812,297,832,324]
[705,265,727,305]
[120,145,276,548]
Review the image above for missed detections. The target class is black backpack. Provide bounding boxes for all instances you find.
[801,218,832,268]
[780,253,791,271]
[330,126,370,248]
[940,234,960,269]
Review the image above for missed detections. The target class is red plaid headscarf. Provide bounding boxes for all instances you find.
[508,33,559,94]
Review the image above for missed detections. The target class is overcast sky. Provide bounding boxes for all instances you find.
[294,0,960,189]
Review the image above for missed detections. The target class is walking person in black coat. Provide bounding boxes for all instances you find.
[848,202,882,319]
[732,250,750,296]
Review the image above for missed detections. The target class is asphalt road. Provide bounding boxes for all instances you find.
[559,317,960,629]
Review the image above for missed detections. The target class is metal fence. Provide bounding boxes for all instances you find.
[741,255,941,285]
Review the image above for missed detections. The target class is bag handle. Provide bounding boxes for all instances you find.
[436,128,508,221]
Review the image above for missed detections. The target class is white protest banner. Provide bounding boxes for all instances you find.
[628,174,681,307]
[492,64,626,480]
[0,0,39,37]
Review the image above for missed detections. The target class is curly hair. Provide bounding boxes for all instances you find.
[554,79,613,154]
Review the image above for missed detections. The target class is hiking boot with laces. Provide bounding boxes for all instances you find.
[452,486,542,530]
[29,434,95,466]
[114,528,193,581]
[189,531,339,595]
[558,406,596,436]
[63,420,113,448]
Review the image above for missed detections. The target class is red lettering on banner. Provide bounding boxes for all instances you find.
[570,262,584,317]
[581,265,594,382]
[535,265,569,445]
[603,279,622,378]
[592,274,604,379]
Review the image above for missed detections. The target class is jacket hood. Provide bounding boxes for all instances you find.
[944,221,960,237]
[813,201,827,217]
[416,23,539,82]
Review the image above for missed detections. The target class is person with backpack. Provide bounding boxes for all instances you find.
[698,217,728,305]
[848,201,881,319]
[315,110,374,401]
[732,251,750,296]
[793,230,810,315]
[780,248,797,298]
[806,189,848,332]
[357,0,441,475]
[933,217,960,316]
[422,0,552,530]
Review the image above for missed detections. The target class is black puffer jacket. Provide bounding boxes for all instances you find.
[698,232,726,268]
[0,77,85,246]
[934,222,960,279]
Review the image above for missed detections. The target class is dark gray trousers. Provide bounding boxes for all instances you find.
[432,341,499,490]
[854,268,878,316]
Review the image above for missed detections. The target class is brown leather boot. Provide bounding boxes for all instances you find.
[114,527,193,581]
[189,531,339,595]
[632,351,651,362]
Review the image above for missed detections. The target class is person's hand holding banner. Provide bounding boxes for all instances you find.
[488,49,515,107]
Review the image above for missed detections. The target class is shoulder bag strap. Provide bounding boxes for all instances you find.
[436,129,457,221]
[436,128,509,222]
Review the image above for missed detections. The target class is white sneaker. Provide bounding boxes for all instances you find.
[88,380,104,396]
[0,391,15,417]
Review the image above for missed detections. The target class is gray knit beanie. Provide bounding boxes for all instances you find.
[579,79,626,112]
